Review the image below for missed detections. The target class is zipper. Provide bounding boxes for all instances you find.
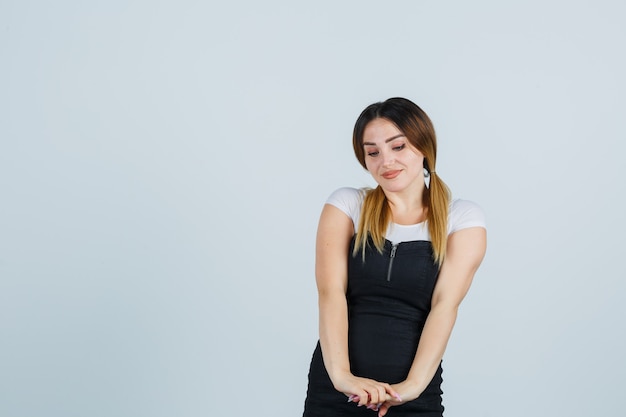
[386,244,398,281]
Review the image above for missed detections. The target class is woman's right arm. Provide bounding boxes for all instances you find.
[316,204,397,408]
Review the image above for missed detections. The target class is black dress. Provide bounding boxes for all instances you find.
[303,237,444,417]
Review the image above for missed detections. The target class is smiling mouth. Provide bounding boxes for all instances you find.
[382,170,401,179]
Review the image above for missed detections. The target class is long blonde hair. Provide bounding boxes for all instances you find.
[352,98,451,265]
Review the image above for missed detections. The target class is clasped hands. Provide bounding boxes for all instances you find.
[337,374,413,417]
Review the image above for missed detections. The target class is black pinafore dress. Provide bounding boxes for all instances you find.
[303,237,444,417]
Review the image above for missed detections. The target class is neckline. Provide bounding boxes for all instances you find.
[391,221,426,228]
[384,238,431,246]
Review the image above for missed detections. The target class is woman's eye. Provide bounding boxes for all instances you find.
[393,144,406,151]
[367,151,379,157]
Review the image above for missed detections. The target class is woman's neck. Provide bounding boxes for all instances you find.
[384,185,428,225]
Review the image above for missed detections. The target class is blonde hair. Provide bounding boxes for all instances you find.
[352,98,451,265]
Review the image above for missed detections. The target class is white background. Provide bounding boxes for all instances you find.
[1,1,625,416]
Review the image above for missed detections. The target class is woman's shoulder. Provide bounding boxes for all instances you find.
[325,187,367,227]
[448,198,486,234]
[327,186,366,202]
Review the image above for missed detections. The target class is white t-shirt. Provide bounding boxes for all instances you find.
[326,187,486,244]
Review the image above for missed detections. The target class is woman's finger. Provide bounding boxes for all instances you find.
[376,385,386,407]
[382,383,402,402]
[357,389,369,407]
[378,402,391,417]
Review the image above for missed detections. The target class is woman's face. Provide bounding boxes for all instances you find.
[362,118,425,194]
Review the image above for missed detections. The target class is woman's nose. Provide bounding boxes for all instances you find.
[382,152,395,167]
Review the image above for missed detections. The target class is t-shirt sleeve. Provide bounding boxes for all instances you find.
[448,199,486,234]
[325,187,364,229]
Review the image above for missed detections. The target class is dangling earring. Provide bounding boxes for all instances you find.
[424,168,431,189]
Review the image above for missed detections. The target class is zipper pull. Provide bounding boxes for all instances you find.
[386,244,398,282]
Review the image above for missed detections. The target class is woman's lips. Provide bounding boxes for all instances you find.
[382,170,401,179]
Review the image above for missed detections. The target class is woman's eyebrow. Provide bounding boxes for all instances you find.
[363,134,405,146]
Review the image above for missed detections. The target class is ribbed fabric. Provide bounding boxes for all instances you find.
[303,238,444,417]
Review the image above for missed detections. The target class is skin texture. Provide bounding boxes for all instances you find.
[315,118,487,416]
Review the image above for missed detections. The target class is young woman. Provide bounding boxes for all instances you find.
[303,98,487,417]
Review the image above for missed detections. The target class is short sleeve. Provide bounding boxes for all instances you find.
[325,187,365,231]
[448,199,486,235]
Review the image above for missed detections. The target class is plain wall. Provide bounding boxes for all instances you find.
[1,1,625,416]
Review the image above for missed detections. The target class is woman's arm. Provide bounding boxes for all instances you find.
[378,226,487,416]
[316,204,399,408]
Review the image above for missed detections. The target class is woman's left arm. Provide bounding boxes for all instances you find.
[378,226,487,416]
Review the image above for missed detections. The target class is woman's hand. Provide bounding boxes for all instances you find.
[374,380,422,417]
[333,372,401,410]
